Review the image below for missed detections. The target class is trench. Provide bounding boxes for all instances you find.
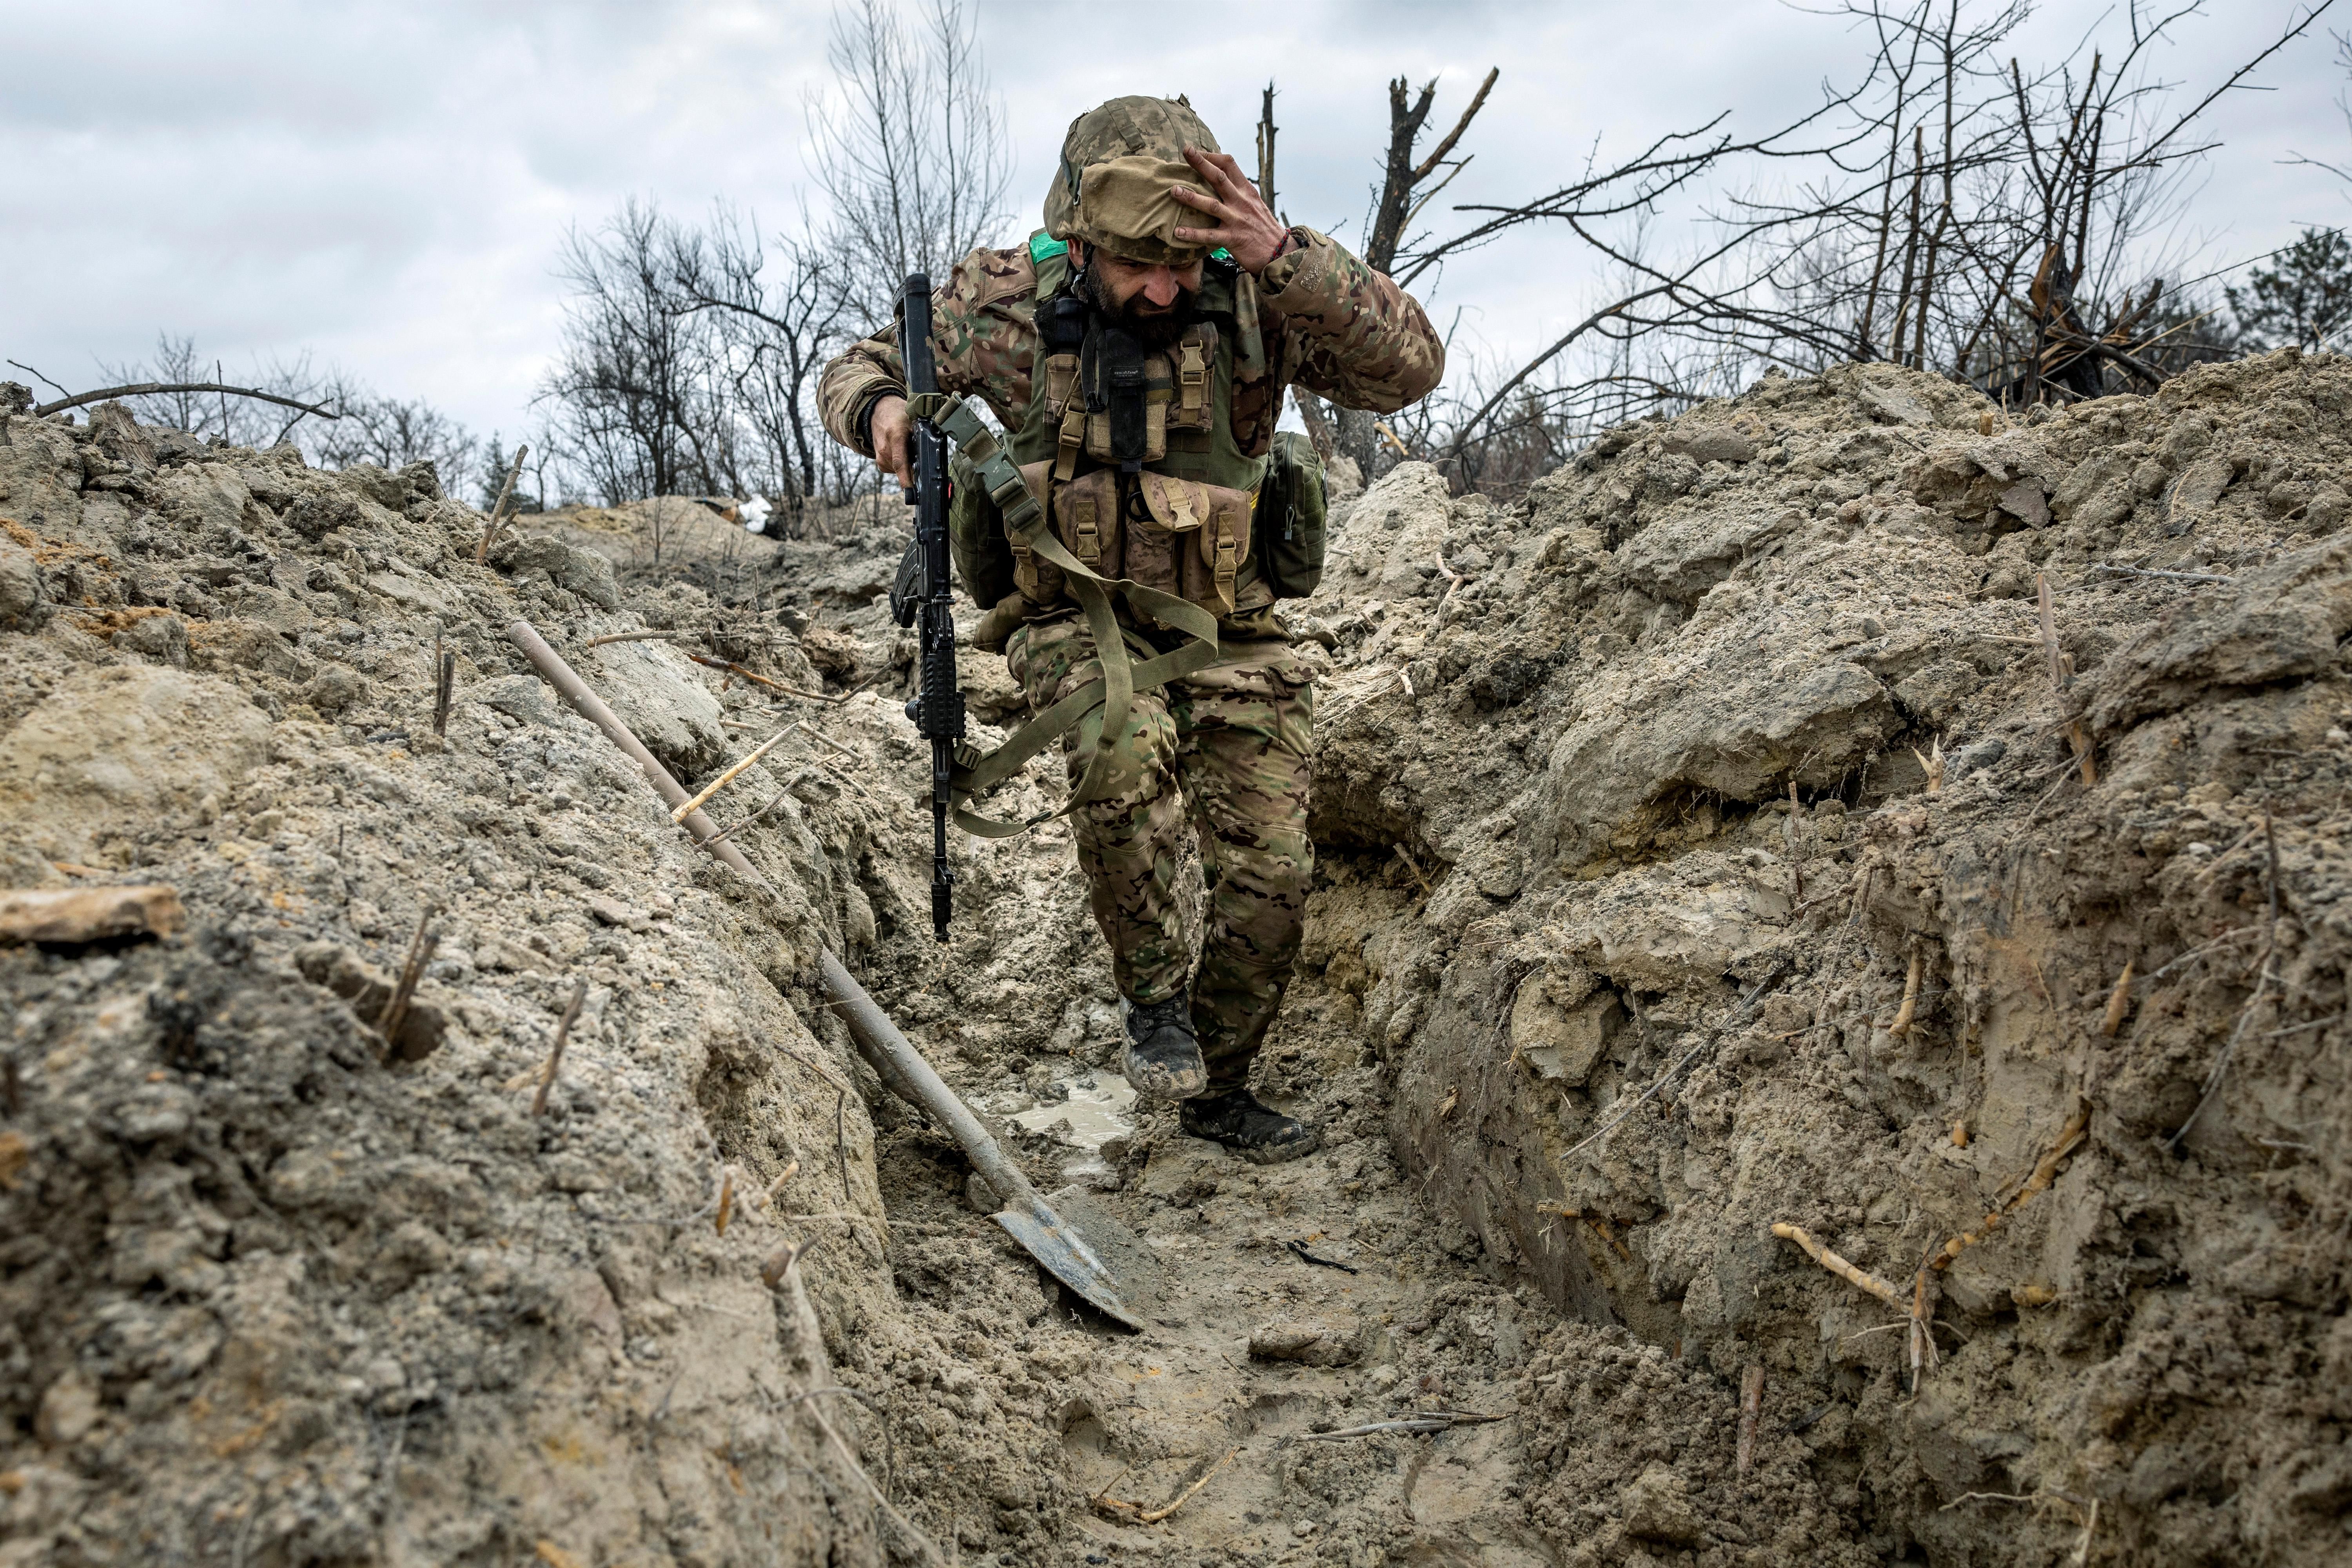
[12,350,2352,1568]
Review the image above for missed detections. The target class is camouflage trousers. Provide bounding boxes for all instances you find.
[1007,615,1314,1090]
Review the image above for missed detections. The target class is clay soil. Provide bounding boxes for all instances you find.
[4,350,2350,1568]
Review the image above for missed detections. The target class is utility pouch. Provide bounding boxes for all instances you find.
[1168,324,1216,432]
[1049,466,1122,584]
[1082,325,1159,466]
[1004,459,1064,604]
[1133,472,1253,619]
[1253,430,1327,601]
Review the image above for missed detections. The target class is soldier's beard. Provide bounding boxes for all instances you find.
[1080,267,1194,350]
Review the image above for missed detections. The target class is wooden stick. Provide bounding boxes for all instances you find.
[1888,945,1924,1036]
[585,630,691,648]
[474,443,528,564]
[2100,960,2134,1036]
[1736,1364,1764,1474]
[714,1167,737,1236]
[703,788,790,847]
[377,907,438,1049]
[530,979,588,1118]
[671,723,808,824]
[1771,1222,1905,1308]
[689,654,879,706]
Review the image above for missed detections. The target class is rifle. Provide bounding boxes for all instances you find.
[891,273,964,942]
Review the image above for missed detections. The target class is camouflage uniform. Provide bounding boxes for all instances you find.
[817,108,1442,1091]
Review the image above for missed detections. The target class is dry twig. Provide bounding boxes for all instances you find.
[474,443,528,565]
[377,907,439,1050]
[1290,1412,1504,1444]
[530,979,588,1118]
[1095,1447,1239,1524]
[585,629,691,648]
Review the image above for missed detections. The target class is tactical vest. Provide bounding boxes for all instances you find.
[929,234,1325,833]
[953,234,1268,628]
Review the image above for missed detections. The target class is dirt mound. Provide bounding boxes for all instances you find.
[1304,350,2352,1565]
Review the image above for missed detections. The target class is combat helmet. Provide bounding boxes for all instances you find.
[1044,95,1222,268]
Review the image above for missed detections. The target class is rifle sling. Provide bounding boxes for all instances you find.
[914,394,1222,833]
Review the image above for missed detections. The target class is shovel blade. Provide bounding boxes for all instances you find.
[993,1190,1152,1331]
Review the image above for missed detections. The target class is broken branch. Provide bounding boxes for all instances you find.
[474,443,528,564]
[32,381,343,422]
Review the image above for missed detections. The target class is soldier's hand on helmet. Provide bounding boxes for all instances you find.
[1171,145,1294,275]
[868,394,914,488]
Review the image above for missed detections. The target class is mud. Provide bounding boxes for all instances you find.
[5,348,2349,1567]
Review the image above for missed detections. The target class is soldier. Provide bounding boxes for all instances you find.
[819,94,1443,1162]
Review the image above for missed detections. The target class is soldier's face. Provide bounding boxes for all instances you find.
[1073,243,1203,319]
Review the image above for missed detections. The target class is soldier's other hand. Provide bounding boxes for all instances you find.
[1171,145,1293,275]
[869,395,914,488]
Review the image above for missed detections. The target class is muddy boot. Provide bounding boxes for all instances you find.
[1121,995,1208,1101]
[1179,1088,1320,1165]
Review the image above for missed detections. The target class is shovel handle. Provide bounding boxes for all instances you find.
[819,949,1036,1208]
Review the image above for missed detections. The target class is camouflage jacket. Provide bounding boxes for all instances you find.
[816,227,1445,461]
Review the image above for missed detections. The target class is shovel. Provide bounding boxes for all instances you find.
[818,950,1158,1332]
[505,619,1157,1333]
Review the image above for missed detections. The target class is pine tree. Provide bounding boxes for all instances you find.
[2229,229,2352,351]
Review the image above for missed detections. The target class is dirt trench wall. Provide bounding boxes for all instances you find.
[1300,354,2352,1566]
[0,407,931,1565]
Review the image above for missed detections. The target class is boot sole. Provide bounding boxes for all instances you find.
[1121,1045,1208,1102]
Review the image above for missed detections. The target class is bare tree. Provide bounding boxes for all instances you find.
[316,391,482,494]
[808,0,1013,326]
[93,333,479,490]
[665,203,854,530]
[1412,0,2335,494]
[540,200,735,506]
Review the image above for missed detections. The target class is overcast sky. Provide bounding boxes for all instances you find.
[3,0,2347,450]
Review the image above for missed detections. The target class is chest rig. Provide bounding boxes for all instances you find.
[917,237,1278,837]
[1003,238,1272,628]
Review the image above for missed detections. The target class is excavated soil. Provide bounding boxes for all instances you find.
[5,347,2350,1568]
